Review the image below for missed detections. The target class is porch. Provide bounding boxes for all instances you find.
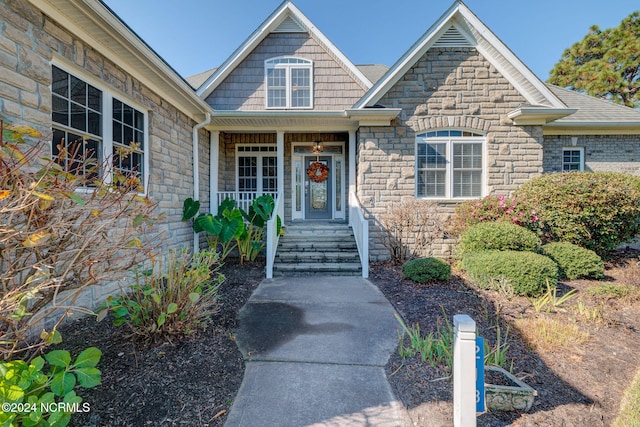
[207,130,368,278]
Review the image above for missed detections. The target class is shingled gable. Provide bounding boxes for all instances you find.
[196,0,373,100]
[353,1,575,125]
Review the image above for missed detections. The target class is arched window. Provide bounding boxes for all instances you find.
[415,130,484,199]
[265,57,313,109]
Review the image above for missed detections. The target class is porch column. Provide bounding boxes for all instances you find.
[276,130,285,212]
[348,129,356,224]
[209,130,220,210]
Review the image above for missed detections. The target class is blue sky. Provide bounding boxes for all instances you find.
[102,0,637,81]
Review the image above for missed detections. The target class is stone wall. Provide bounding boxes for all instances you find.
[357,47,543,260]
[0,0,207,313]
[543,135,640,175]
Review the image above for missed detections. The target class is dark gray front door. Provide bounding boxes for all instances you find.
[305,156,332,219]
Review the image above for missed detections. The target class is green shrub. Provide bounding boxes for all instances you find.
[402,257,451,283]
[0,347,101,426]
[449,194,540,236]
[183,195,281,263]
[98,249,224,343]
[461,250,558,296]
[541,242,605,280]
[456,222,541,258]
[515,172,640,256]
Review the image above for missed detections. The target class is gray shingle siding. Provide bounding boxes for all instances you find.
[205,33,366,111]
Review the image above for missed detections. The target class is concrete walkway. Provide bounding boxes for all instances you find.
[224,276,407,427]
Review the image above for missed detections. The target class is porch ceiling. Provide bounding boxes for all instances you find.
[208,116,358,132]
[206,109,401,132]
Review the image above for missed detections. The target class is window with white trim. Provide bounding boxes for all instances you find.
[51,65,147,189]
[562,147,584,171]
[52,65,102,178]
[237,145,277,194]
[416,130,484,198]
[265,57,312,109]
[112,98,145,181]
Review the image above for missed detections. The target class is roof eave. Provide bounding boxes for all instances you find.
[345,108,402,126]
[543,122,640,135]
[508,107,578,125]
[29,0,210,121]
[197,1,372,99]
[205,108,401,130]
[355,2,566,110]
[354,2,461,109]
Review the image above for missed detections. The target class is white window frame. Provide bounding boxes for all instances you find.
[562,147,584,171]
[265,57,313,109]
[415,130,486,200]
[51,60,149,194]
[235,144,278,195]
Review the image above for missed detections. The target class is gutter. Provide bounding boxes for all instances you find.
[192,113,211,254]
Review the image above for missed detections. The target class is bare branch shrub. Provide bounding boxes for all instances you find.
[1,120,159,360]
[379,199,445,263]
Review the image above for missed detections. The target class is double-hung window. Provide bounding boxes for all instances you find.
[265,57,312,109]
[51,65,147,190]
[237,145,277,194]
[562,147,584,171]
[416,130,484,199]
[112,98,145,181]
[52,65,102,178]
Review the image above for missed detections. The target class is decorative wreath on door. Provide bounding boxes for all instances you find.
[306,161,329,183]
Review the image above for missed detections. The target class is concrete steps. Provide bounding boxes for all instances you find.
[273,223,362,276]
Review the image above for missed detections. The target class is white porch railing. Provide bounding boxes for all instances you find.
[266,191,284,279]
[349,191,369,278]
[215,191,277,214]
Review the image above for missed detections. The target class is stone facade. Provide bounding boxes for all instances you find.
[357,47,544,260]
[0,0,208,312]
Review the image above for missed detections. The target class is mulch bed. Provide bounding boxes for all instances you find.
[61,261,263,427]
[56,251,640,426]
[373,249,640,427]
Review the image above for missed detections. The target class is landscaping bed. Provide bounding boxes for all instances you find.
[374,248,640,427]
[61,261,263,427]
[58,250,640,426]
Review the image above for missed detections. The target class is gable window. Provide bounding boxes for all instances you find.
[562,147,584,171]
[416,130,484,199]
[237,145,278,194]
[265,57,312,109]
[51,65,147,191]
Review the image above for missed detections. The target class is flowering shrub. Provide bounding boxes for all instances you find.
[449,195,539,236]
[515,172,640,256]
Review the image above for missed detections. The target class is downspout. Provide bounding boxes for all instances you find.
[192,113,211,254]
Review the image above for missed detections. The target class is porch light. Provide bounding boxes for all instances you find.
[312,140,324,154]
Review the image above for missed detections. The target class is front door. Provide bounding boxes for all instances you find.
[305,156,332,219]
